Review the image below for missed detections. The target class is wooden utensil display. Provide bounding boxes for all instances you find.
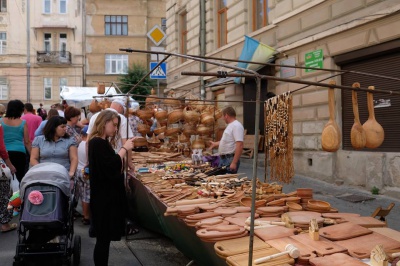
[362,86,384,148]
[318,222,372,241]
[350,82,367,149]
[321,80,341,152]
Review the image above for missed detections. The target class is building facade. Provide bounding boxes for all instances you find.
[166,0,400,197]
[0,0,84,106]
[84,0,167,91]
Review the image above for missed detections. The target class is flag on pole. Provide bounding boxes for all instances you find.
[234,36,276,84]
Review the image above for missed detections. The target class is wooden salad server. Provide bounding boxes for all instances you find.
[350,82,366,149]
[321,80,341,152]
[362,86,384,148]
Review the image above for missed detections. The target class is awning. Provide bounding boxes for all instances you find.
[205,77,235,87]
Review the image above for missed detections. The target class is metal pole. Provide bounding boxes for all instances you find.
[157,54,160,98]
[26,0,31,102]
[248,76,261,266]
[199,0,206,99]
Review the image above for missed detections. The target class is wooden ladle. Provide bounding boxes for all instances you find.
[362,86,384,148]
[350,82,366,149]
[254,244,300,264]
[321,80,341,152]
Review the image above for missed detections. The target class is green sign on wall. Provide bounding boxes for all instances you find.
[305,49,323,72]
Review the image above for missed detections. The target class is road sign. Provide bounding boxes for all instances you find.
[150,62,167,79]
[305,49,323,72]
[147,25,166,46]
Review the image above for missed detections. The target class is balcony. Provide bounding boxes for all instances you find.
[37,51,71,65]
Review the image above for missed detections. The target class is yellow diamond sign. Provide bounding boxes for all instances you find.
[147,25,166,46]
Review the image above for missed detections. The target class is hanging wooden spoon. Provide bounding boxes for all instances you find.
[362,86,384,148]
[350,82,366,149]
[321,80,341,152]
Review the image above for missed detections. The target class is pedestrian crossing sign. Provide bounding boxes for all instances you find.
[150,62,167,79]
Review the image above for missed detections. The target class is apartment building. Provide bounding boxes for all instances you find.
[84,0,167,89]
[166,0,400,197]
[0,0,84,106]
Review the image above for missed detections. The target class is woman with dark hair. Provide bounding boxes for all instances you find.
[30,116,78,179]
[1,99,31,182]
[65,106,82,145]
[88,110,135,265]
[34,108,59,137]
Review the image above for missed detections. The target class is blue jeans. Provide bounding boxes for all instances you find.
[219,156,240,174]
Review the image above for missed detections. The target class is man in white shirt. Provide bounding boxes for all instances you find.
[209,106,244,173]
[86,98,135,172]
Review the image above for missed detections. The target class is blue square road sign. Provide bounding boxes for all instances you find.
[150,62,167,79]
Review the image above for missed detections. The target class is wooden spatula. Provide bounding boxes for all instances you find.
[321,81,341,152]
[362,86,384,148]
[350,82,366,149]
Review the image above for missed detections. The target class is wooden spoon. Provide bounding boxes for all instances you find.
[350,82,366,149]
[362,86,384,148]
[321,80,341,152]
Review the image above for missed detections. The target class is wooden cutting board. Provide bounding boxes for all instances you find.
[335,232,400,259]
[318,222,372,240]
[224,216,248,227]
[226,247,295,266]
[322,212,360,219]
[255,226,298,241]
[196,225,246,239]
[291,233,348,256]
[214,236,270,259]
[309,253,368,266]
[341,216,387,228]
[371,227,400,242]
[266,236,317,262]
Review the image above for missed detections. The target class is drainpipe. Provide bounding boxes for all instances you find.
[200,0,206,99]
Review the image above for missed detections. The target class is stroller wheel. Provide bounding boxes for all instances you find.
[73,235,81,266]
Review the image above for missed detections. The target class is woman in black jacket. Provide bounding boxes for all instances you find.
[88,110,134,265]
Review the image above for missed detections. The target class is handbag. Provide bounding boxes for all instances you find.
[0,158,12,181]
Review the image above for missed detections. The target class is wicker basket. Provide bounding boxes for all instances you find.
[167,109,184,124]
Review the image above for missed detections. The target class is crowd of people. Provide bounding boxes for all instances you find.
[0,98,244,266]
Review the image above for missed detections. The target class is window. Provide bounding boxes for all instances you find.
[217,0,227,47]
[44,0,51,14]
[0,32,6,54]
[59,78,67,94]
[0,0,7,12]
[105,54,128,74]
[44,33,51,52]
[253,0,269,30]
[105,15,128,36]
[44,78,52,99]
[59,0,67,14]
[179,11,187,63]
[59,33,67,58]
[0,77,8,100]
[161,18,167,33]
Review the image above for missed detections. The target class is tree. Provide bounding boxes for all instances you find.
[119,63,156,105]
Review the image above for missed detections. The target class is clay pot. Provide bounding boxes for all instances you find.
[196,124,212,135]
[190,99,207,112]
[201,111,215,126]
[183,124,197,137]
[97,83,105,94]
[154,109,168,121]
[133,137,148,147]
[137,124,150,136]
[183,106,200,124]
[164,98,181,108]
[167,109,184,124]
[164,127,181,137]
[153,126,166,135]
[214,108,223,120]
[89,99,102,113]
[191,139,205,150]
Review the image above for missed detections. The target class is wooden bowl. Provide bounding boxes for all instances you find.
[239,197,266,208]
[266,198,285,206]
[286,202,303,211]
[284,197,301,203]
[307,200,331,211]
[297,188,313,198]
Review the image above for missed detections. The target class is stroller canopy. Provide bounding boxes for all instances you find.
[20,163,71,199]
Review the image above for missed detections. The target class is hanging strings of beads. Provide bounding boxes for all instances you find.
[264,91,294,183]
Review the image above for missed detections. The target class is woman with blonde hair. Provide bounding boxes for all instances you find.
[88,110,135,265]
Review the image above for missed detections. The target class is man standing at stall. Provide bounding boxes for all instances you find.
[209,106,244,173]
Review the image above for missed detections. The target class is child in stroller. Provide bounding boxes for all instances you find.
[13,162,81,266]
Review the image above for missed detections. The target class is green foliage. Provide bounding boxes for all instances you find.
[119,63,156,105]
[371,186,380,195]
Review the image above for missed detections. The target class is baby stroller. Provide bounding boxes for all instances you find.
[13,163,81,266]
